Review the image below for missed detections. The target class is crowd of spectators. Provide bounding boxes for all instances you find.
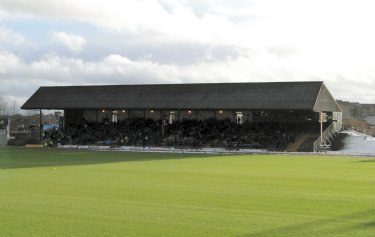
[44,118,319,151]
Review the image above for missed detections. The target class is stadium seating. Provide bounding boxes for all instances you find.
[44,118,321,151]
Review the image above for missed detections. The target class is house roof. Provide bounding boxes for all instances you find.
[21,81,341,112]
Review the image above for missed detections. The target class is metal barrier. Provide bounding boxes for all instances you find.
[313,123,336,152]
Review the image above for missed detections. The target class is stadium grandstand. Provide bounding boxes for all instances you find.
[21,81,342,152]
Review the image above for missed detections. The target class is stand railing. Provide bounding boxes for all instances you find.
[313,123,336,152]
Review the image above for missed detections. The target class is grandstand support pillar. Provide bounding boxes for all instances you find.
[320,111,323,145]
[39,109,42,142]
[127,110,130,125]
[143,109,146,136]
[161,110,165,136]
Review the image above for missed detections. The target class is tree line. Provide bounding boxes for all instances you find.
[0,94,21,116]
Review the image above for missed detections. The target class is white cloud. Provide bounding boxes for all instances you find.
[0,50,374,105]
[0,0,373,54]
[0,27,26,46]
[2,0,375,60]
[0,0,375,103]
[52,31,85,52]
[0,0,250,46]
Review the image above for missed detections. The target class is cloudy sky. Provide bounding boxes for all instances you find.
[1,0,375,107]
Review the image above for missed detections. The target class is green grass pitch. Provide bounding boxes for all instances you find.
[1,148,375,237]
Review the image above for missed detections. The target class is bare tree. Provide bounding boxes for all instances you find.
[0,94,21,116]
[0,94,8,116]
[25,109,39,117]
[8,99,20,115]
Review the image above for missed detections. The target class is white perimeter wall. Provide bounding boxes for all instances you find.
[0,129,7,145]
